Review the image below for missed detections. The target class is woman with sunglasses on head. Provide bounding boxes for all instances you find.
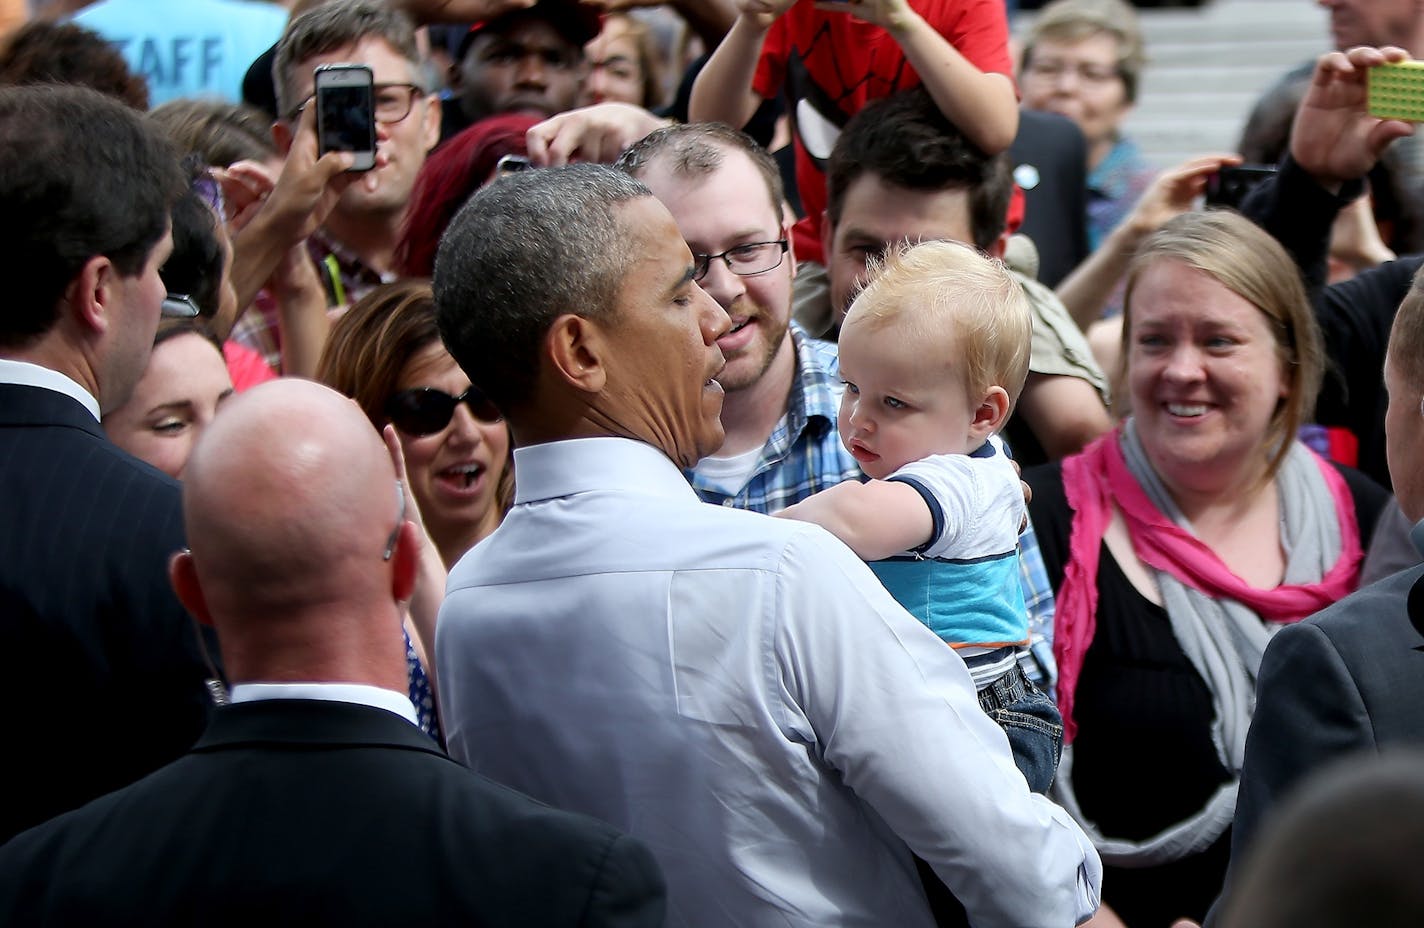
[317,279,513,740]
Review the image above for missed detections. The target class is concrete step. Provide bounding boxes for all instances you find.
[1014,0,1332,170]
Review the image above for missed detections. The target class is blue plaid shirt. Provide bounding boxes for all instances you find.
[687,324,860,515]
[686,322,1058,686]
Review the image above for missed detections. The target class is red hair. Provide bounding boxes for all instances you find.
[397,113,540,277]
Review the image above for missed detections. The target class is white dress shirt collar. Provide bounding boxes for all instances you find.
[513,437,697,505]
[229,682,419,728]
[0,358,100,421]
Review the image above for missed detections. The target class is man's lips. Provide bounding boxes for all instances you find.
[717,317,755,353]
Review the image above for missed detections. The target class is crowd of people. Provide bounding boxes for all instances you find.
[1,0,1423,925]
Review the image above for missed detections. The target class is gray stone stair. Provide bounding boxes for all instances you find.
[1015,0,1330,169]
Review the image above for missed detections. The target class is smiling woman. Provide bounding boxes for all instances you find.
[1024,210,1390,927]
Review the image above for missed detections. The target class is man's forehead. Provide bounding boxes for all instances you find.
[643,150,780,235]
[292,37,416,94]
[837,175,974,248]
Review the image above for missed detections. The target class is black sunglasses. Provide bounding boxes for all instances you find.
[385,386,502,435]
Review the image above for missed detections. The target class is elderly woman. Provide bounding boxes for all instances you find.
[1021,0,1153,256]
[1025,210,1388,927]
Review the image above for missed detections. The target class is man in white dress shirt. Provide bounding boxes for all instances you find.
[432,163,1102,927]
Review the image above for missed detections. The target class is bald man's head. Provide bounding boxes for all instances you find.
[176,379,414,683]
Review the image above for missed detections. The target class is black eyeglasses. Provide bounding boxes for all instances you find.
[287,82,425,124]
[385,385,502,435]
[692,239,789,282]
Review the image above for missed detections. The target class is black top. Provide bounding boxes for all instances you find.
[1240,155,1424,491]
[1027,458,1387,927]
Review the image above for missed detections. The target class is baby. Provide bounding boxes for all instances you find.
[779,239,1061,792]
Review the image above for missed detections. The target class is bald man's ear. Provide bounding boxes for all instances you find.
[390,521,420,603]
[169,549,214,628]
[545,313,609,395]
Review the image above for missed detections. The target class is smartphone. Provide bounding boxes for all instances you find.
[1368,60,1424,122]
[1205,164,1276,210]
[314,63,376,172]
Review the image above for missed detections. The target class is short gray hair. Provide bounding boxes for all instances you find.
[273,0,422,119]
[433,164,651,415]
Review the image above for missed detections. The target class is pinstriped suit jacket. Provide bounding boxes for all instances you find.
[0,382,213,843]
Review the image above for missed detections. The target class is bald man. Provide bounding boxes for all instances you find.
[0,380,666,928]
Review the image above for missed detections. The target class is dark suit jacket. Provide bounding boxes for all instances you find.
[1009,109,1091,289]
[0,699,667,927]
[1231,563,1424,864]
[0,382,214,842]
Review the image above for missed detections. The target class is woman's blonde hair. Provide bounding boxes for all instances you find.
[1121,209,1324,482]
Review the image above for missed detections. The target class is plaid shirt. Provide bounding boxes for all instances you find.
[228,231,395,372]
[687,324,860,515]
[685,324,1058,684]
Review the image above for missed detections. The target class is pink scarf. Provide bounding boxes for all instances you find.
[1055,428,1363,742]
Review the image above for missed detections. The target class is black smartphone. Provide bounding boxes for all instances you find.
[1205,164,1277,210]
[314,63,376,172]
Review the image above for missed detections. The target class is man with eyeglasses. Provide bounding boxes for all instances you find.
[0,84,216,844]
[616,123,860,514]
[441,0,599,143]
[0,378,668,927]
[270,0,441,309]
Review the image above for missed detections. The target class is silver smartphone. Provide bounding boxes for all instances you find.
[314,63,376,172]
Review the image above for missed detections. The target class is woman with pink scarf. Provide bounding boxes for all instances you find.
[1025,210,1389,928]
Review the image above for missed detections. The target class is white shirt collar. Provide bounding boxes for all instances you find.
[512,437,696,505]
[228,682,420,728]
[0,358,100,421]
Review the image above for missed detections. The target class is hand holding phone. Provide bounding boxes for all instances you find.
[1205,165,1276,210]
[314,63,376,172]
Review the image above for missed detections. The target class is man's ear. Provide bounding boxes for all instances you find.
[819,209,833,263]
[783,220,798,280]
[545,313,609,395]
[390,521,420,603]
[986,232,1010,260]
[421,94,442,152]
[272,118,295,156]
[970,386,1012,441]
[170,549,214,627]
[67,255,117,337]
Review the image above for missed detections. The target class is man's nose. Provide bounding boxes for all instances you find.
[698,256,747,311]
